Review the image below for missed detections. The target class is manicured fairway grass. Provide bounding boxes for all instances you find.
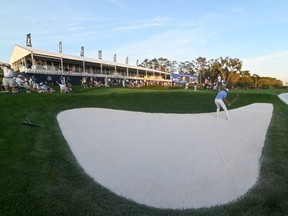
[0,87,288,216]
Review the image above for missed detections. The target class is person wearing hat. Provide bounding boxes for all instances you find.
[15,74,35,93]
[215,87,231,120]
[0,61,17,93]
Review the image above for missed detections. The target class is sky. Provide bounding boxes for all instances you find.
[1,0,288,83]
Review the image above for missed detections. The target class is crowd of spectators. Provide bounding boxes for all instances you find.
[80,76,171,89]
[1,60,76,93]
[1,60,171,93]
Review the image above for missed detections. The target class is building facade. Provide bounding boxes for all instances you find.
[8,45,171,85]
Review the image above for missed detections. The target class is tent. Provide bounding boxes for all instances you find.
[171,73,198,84]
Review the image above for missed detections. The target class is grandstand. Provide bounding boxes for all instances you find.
[8,44,171,85]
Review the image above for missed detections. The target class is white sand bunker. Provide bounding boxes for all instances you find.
[57,103,273,209]
[278,93,288,105]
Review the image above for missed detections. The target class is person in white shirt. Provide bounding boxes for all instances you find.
[0,61,17,93]
[15,75,34,93]
[56,81,68,93]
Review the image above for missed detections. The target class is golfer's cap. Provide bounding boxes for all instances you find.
[6,64,11,68]
[225,88,229,92]
[18,74,23,78]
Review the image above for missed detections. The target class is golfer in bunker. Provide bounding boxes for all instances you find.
[215,87,231,120]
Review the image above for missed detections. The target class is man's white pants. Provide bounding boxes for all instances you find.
[215,99,230,119]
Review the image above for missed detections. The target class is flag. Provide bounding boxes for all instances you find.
[26,33,32,47]
[125,56,128,64]
[136,59,139,66]
[113,54,117,62]
[98,50,102,60]
[80,46,84,57]
[59,41,62,53]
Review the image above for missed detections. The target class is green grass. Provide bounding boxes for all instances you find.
[0,87,288,216]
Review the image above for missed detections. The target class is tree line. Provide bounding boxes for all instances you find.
[138,56,283,88]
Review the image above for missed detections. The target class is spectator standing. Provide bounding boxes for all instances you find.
[0,61,17,93]
[81,76,87,88]
[60,76,65,85]
[89,76,93,87]
[47,75,53,87]
[56,81,67,93]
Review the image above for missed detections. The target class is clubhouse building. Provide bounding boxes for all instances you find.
[8,44,172,85]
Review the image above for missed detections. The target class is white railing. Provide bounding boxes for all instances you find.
[21,65,170,82]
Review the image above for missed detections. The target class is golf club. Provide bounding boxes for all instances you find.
[228,94,239,106]
[23,116,40,127]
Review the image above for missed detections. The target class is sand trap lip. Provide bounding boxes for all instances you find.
[57,103,273,209]
[278,93,288,105]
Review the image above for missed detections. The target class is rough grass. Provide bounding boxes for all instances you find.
[0,87,288,216]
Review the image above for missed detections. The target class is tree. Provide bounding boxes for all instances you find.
[218,57,242,84]
[157,57,168,72]
[238,71,254,88]
[139,58,150,68]
[137,56,284,87]
[251,74,261,89]
[194,57,207,83]
[208,58,222,82]
[229,73,241,88]
[166,60,178,73]
[258,77,283,89]
[179,61,196,74]
[139,57,174,72]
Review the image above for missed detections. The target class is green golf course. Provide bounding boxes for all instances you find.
[0,86,287,216]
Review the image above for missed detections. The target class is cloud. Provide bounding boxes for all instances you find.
[99,27,213,64]
[68,27,86,32]
[106,0,130,11]
[265,0,276,4]
[229,7,245,14]
[242,51,288,81]
[109,17,173,32]
[244,51,288,65]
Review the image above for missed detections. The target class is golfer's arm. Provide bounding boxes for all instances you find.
[223,98,230,105]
